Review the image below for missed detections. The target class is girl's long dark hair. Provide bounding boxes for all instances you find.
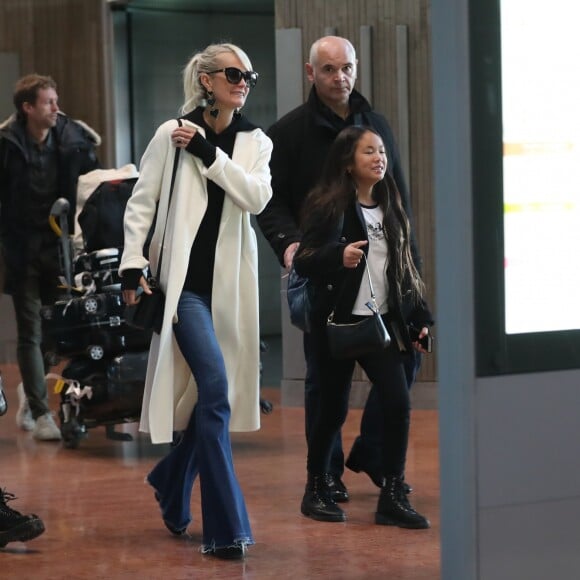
[301,125,425,301]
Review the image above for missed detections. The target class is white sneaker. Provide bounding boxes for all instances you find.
[32,413,62,441]
[15,383,36,432]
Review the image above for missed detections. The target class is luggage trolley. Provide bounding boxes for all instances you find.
[41,178,150,448]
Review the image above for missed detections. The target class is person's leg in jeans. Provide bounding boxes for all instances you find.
[147,291,253,550]
[303,331,344,476]
[306,354,355,476]
[359,348,411,481]
[11,261,52,420]
[346,349,422,485]
[359,346,429,528]
[300,324,354,521]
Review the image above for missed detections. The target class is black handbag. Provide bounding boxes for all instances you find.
[287,266,313,333]
[125,277,166,335]
[125,120,182,334]
[326,254,391,359]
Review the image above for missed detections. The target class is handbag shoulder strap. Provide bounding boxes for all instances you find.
[328,252,379,321]
[361,253,380,314]
[154,118,182,278]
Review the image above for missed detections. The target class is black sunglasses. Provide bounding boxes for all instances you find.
[208,67,259,88]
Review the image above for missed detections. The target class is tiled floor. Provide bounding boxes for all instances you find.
[0,363,440,579]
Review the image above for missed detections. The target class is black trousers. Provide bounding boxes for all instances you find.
[306,321,410,478]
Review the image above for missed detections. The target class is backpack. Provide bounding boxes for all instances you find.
[78,178,138,252]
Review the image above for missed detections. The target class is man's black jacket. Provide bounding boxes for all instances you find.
[256,87,421,271]
[0,112,100,284]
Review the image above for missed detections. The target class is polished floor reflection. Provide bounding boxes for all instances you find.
[0,364,440,579]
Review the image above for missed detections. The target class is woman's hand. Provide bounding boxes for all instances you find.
[343,240,368,269]
[171,126,197,148]
[412,326,430,354]
[122,276,151,306]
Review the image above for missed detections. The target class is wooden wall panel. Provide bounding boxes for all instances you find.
[0,0,114,166]
[274,0,436,383]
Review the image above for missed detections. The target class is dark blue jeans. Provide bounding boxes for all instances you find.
[304,331,420,477]
[147,291,253,551]
[306,322,411,478]
[304,330,344,475]
[351,350,421,470]
[10,243,60,419]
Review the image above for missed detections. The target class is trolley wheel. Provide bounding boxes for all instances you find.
[59,410,87,449]
[63,431,82,449]
[83,296,99,314]
[260,398,274,414]
[87,345,105,360]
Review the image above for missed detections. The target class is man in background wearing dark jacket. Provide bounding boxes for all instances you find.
[257,36,426,500]
[0,74,100,440]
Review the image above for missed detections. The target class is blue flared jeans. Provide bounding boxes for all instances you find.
[146,291,253,551]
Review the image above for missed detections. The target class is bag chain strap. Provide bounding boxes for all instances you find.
[328,252,380,322]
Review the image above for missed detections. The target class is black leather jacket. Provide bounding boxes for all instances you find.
[294,199,433,353]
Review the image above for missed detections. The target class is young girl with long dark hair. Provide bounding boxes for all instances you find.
[294,125,433,529]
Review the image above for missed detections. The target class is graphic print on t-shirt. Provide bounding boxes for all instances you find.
[352,204,389,315]
[367,220,384,241]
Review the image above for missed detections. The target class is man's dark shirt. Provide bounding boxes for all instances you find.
[26,131,59,230]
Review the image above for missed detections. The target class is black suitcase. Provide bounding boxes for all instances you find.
[61,352,147,417]
[41,292,152,359]
[59,352,147,447]
[73,248,122,293]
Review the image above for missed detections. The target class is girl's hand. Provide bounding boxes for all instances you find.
[343,240,368,268]
[412,326,431,354]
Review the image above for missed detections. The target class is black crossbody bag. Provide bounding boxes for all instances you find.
[125,120,182,334]
[326,254,391,359]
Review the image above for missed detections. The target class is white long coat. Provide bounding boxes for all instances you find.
[120,118,273,444]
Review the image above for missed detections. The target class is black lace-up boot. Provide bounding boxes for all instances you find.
[375,476,430,529]
[324,473,349,502]
[0,489,45,547]
[301,474,346,522]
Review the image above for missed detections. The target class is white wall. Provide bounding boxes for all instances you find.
[476,371,580,579]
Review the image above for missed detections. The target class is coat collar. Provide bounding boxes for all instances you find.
[0,111,101,151]
[306,86,373,131]
[182,106,259,134]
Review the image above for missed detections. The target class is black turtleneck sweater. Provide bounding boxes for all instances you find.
[121,107,257,294]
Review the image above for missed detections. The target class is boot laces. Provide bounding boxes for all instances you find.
[310,475,333,502]
[389,479,417,514]
[0,489,24,518]
[322,473,337,490]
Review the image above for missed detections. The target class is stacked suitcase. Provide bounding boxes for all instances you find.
[41,245,151,448]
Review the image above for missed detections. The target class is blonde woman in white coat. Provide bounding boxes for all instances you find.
[120,43,272,560]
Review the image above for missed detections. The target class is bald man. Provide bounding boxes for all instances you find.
[257,36,431,509]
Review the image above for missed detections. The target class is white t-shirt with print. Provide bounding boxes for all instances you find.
[352,203,389,315]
